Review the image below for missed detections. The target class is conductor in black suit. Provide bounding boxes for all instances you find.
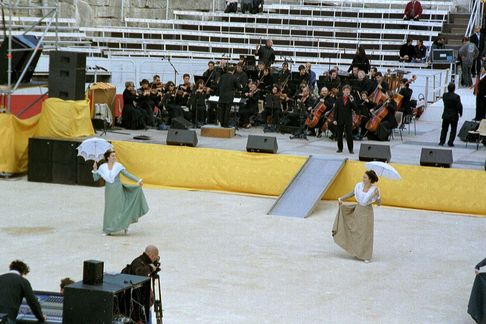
[439,82,463,147]
[218,66,241,128]
[0,260,45,323]
[333,85,357,153]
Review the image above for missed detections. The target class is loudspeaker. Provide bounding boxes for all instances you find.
[0,35,42,84]
[358,144,391,162]
[28,138,53,183]
[48,51,86,100]
[420,148,453,168]
[83,260,104,285]
[166,129,198,147]
[458,120,479,142]
[246,135,278,154]
[51,139,79,185]
[171,116,192,130]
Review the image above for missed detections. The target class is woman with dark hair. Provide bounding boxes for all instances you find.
[121,81,145,130]
[332,170,381,262]
[92,150,148,235]
[348,46,371,74]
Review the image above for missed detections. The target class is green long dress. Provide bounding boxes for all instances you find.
[93,165,149,234]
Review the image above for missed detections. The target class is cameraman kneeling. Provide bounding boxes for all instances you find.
[122,245,160,324]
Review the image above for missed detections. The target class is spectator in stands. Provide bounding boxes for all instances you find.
[414,39,427,63]
[0,260,45,323]
[224,0,238,13]
[241,0,263,14]
[403,0,422,21]
[60,277,74,294]
[439,82,462,147]
[470,26,483,77]
[256,39,275,67]
[428,36,446,64]
[399,38,416,62]
[348,46,370,74]
[305,62,317,91]
[459,37,479,87]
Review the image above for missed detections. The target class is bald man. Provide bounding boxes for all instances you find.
[123,245,160,323]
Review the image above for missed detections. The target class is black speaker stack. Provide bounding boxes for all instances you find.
[358,144,391,162]
[420,148,453,168]
[0,35,42,85]
[246,135,278,154]
[28,137,103,186]
[48,51,86,100]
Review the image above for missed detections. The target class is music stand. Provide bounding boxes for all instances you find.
[194,75,208,85]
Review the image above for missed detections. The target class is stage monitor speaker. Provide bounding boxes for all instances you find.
[358,144,391,162]
[83,260,104,285]
[51,139,79,185]
[458,120,479,142]
[166,129,198,147]
[0,35,42,84]
[28,138,53,183]
[246,135,278,154]
[171,117,192,130]
[420,148,453,168]
[48,51,86,100]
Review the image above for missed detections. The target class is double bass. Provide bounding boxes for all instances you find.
[305,99,327,128]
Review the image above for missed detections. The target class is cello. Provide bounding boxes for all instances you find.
[305,99,327,128]
[365,98,391,133]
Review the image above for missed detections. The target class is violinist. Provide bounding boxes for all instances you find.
[203,61,220,123]
[121,81,145,130]
[263,85,283,132]
[151,75,164,93]
[278,62,291,88]
[176,73,193,107]
[333,85,358,153]
[367,91,398,141]
[161,81,183,123]
[241,82,262,128]
[217,66,241,128]
[370,72,389,94]
[190,79,208,127]
[258,67,273,94]
[137,79,155,127]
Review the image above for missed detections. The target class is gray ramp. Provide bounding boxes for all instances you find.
[268,156,346,218]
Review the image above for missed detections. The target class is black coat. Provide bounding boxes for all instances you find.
[0,272,43,321]
[348,55,370,74]
[334,96,357,126]
[218,73,240,104]
[470,32,483,52]
[399,87,413,115]
[123,253,154,323]
[442,92,463,121]
[256,45,275,66]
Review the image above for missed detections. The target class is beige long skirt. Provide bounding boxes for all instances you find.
[332,204,374,261]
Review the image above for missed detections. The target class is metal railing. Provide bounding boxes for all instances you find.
[465,0,483,36]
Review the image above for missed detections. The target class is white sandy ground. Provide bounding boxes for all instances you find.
[0,177,484,323]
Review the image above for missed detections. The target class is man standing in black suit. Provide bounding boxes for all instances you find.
[218,66,241,128]
[470,26,483,77]
[0,260,45,323]
[439,82,463,147]
[475,65,486,121]
[333,85,357,153]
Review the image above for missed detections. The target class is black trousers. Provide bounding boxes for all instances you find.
[440,118,458,145]
[476,98,486,121]
[218,102,232,127]
[336,123,353,152]
[472,56,481,77]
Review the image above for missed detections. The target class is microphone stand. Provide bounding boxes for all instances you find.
[164,57,179,83]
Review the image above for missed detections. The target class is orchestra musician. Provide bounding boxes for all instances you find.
[258,67,273,94]
[398,78,413,117]
[367,90,398,141]
[324,69,342,90]
[255,39,276,67]
[217,66,241,128]
[278,62,291,87]
[203,61,220,123]
[137,79,156,127]
[295,65,309,87]
[234,64,249,94]
[319,87,336,111]
[297,86,319,136]
[349,66,360,80]
[151,75,164,92]
[305,62,317,91]
[241,82,262,128]
[333,85,357,153]
[161,81,184,123]
[356,91,376,139]
[371,72,389,94]
[190,79,208,127]
[263,85,283,132]
[348,46,371,74]
[176,73,193,107]
[121,81,145,130]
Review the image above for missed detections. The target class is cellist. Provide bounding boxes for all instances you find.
[367,90,398,141]
[297,86,318,135]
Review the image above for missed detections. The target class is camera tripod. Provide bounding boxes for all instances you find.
[151,273,163,324]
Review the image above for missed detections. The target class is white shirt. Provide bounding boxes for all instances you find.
[94,162,125,183]
[354,182,380,206]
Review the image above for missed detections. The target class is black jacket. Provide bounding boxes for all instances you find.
[348,55,370,74]
[334,95,357,126]
[218,72,240,104]
[0,272,43,321]
[442,92,463,120]
[256,45,275,66]
[470,32,483,52]
[123,253,154,323]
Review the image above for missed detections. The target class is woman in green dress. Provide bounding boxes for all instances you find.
[92,150,149,235]
[332,170,381,262]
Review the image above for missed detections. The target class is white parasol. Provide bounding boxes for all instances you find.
[77,138,113,162]
[365,161,401,180]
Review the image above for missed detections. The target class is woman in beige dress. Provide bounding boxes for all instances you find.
[332,170,381,262]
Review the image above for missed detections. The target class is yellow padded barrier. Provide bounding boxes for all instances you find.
[115,141,486,216]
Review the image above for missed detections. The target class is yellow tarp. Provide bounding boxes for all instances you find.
[0,98,95,174]
[114,141,486,216]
